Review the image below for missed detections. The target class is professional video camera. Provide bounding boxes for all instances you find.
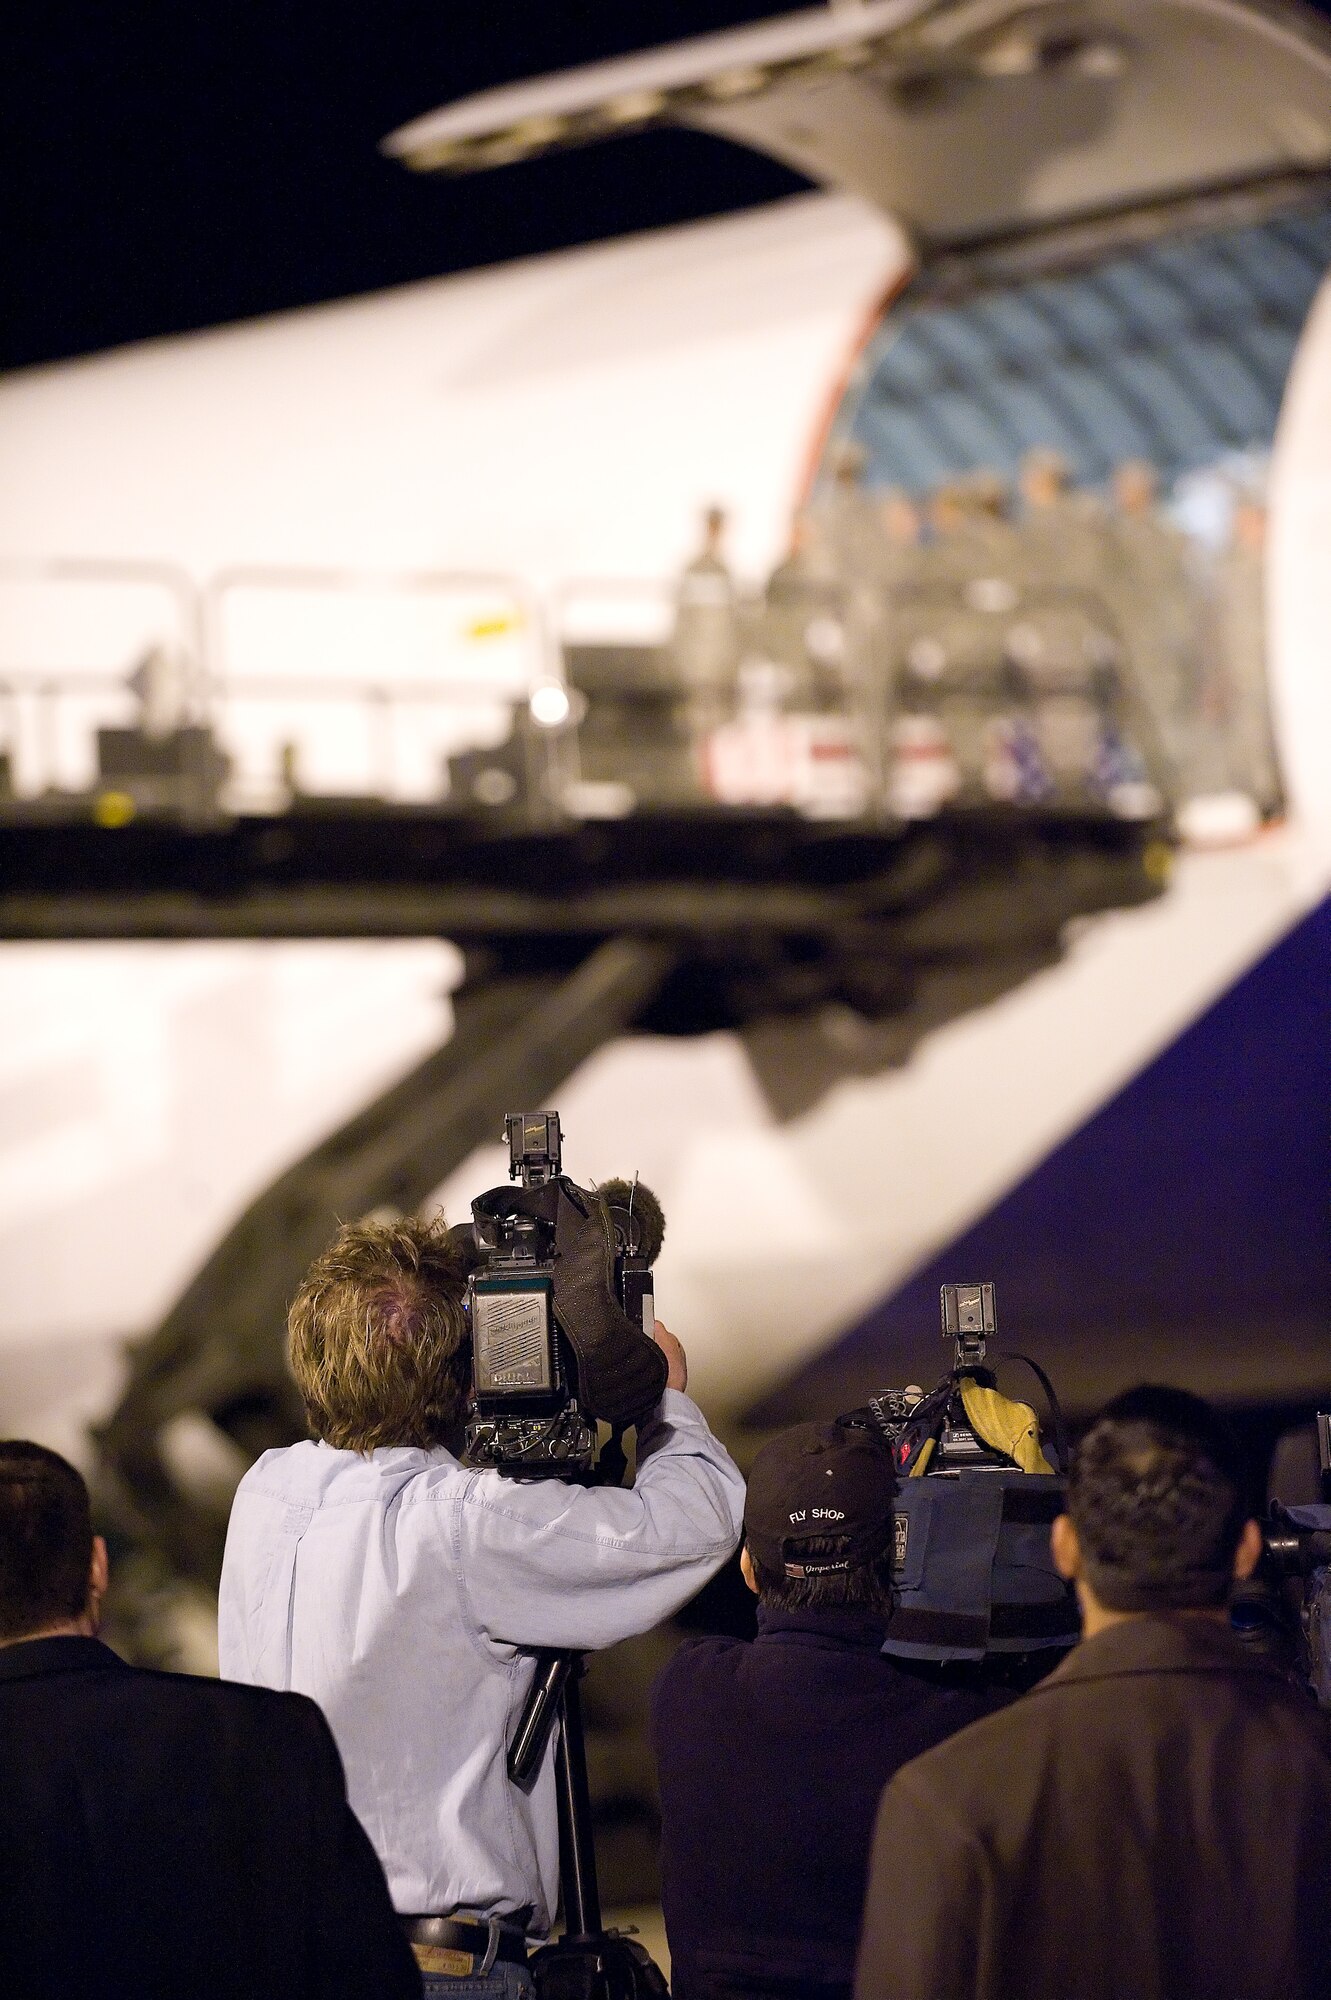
[840,1283,1066,1475]
[1237,1416,1331,1705]
[463,1112,674,1998]
[462,1111,668,1481]
[840,1283,1081,1660]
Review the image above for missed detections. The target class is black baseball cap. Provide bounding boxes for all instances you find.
[745,1422,897,1580]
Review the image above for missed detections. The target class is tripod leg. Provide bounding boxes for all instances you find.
[509,1652,573,1788]
[555,1667,603,1944]
[529,1660,671,1996]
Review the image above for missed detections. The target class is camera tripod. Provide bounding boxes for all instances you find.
[508,1651,669,2000]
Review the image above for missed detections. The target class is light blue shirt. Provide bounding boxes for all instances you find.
[217,1390,744,1929]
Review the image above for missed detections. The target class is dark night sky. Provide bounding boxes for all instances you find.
[5,2,811,373]
[12,2,1331,376]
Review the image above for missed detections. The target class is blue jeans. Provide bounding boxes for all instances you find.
[419,1965,534,2000]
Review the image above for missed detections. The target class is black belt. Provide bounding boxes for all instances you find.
[400,1913,529,1972]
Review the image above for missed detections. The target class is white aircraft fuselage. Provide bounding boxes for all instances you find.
[2,0,1330,1460]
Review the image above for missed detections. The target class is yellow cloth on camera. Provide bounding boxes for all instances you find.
[958,1379,1054,1474]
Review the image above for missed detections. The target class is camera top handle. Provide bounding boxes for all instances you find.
[507,1111,563,1186]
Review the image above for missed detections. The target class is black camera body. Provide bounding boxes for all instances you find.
[839,1284,1079,1661]
[465,1113,595,1478]
[1259,1415,1331,1579]
[464,1111,666,1481]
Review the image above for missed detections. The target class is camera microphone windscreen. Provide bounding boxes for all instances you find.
[598,1178,666,1264]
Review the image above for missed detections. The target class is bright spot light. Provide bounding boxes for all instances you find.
[530,682,572,729]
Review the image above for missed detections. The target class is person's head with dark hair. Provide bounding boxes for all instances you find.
[1052,1385,1262,1631]
[740,1421,897,1616]
[0,1442,108,1645]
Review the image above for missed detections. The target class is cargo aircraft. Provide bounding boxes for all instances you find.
[0,0,1327,1630]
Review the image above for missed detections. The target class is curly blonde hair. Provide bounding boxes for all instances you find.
[287,1213,476,1453]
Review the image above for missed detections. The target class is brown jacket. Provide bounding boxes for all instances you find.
[855,1615,1331,2000]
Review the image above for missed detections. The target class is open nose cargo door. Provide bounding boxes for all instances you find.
[385,0,1331,253]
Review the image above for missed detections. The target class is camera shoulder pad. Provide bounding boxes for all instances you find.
[551,1178,669,1428]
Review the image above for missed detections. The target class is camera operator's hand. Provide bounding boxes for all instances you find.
[654,1320,688,1394]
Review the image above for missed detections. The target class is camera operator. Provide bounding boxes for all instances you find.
[651,1422,1028,2000]
[218,1214,744,1998]
[855,1385,1331,2000]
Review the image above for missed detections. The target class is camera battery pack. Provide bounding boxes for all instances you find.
[471,1276,556,1399]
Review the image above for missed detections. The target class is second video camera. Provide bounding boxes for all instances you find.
[840,1283,1079,1660]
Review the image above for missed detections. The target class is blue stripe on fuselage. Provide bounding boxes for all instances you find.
[748,895,1331,1423]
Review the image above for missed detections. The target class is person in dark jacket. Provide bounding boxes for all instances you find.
[0,1439,420,2000]
[651,1422,1024,2000]
[855,1385,1331,2000]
